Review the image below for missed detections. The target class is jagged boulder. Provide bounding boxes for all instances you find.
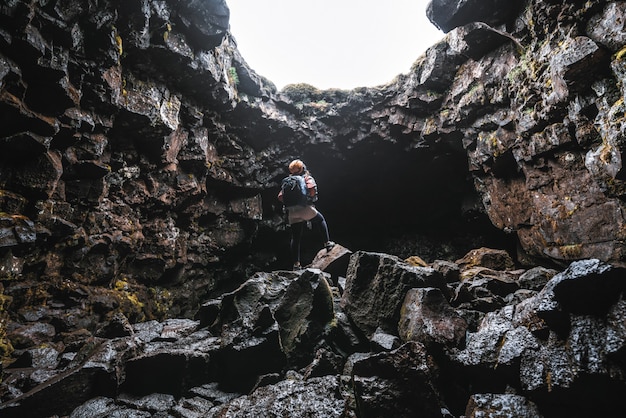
[452,259,626,417]
[456,247,515,271]
[205,268,335,391]
[534,259,626,317]
[309,243,353,282]
[398,287,468,348]
[350,341,447,417]
[452,267,522,313]
[340,251,447,338]
[0,336,137,418]
[517,266,558,292]
[426,0,522,33]
[119,319,218,398]
[465,393,543,418]
[0,265,341,414]
[0,0,278,332]
[211,374,345,418]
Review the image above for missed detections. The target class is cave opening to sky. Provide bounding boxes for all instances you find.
[227,0,443,90]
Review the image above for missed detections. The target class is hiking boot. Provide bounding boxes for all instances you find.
[325,241,335,252]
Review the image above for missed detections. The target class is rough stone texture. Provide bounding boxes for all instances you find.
[0,269,338,416]
[517,266,558,292]
[534,259,626,317]
[351,341,445,418]
[211,375,345,418]
[456,247,516,271]
[209,268,335,392]
[308,243,353,282]
[0,1,516,367]
[0,0,278,336]
[587,2,626,52]
[398,287,468,348]
[340,251,446,338]
[0,252,624,417]
[427,0,522,33]
[465,393,543,418]
[3,0,625,352]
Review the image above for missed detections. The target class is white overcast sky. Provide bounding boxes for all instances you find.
[226,0,444,90]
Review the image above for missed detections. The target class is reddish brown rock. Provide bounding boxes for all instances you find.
[456,247,515,271]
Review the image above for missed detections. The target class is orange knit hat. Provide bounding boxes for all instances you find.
[288,159,306,174]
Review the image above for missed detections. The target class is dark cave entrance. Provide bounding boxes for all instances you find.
[265,140,518,270]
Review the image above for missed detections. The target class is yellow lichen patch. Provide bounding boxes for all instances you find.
[125,292,144,309]
[404,255,428,267]
[422,116,439,136]
[615,45,626,61]
[0,338,14,359]
[558,244,583,258]
[404,328,413,341]
[480,131,501,156]
[115,34,123,57]
[108,278,149,322]
[0,290,14,362]
[558,196,579,218]
[328,317,338,329]
[163,22,172,42]
[0,293,10,311]
[113,289,146,323]
[114,278,129,291]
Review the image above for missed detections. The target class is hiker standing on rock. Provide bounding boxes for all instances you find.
[278,159,335,270]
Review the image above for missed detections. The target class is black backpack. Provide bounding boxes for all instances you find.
[281,175,308,207]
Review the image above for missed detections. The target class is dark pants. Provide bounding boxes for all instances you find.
[290,212,330,265]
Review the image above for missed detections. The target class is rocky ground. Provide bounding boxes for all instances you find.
[2,246,625,417]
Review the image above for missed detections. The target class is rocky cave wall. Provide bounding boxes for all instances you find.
[0,0,499,329]
[1,0,626,416]
[0,0,279,326]
[1,0,626,360]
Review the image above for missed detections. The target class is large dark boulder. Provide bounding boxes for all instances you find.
[208,269,335,391]
[426,0,522,32]
[351,341,447,417]
[340,251,446,338]
[398,287,468,349]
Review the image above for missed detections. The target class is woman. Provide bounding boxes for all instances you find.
[278,159,334,269]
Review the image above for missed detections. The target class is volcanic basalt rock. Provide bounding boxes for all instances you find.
[1,251,624,417]
[1,0,626,416]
